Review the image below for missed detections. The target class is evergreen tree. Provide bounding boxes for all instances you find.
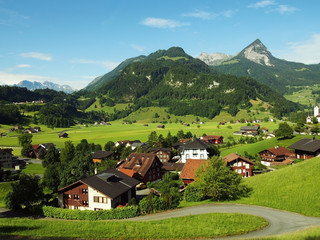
[275,122,293,140]
[60,141,75,165]
[42,145,60,167]
[104,141,115,151]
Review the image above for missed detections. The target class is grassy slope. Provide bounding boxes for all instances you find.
[21,163,45,175]
[0,213,267,239]
[233,156,320,217]
[0,182,12,208]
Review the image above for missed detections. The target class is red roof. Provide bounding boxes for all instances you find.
[180,159,207,180]
[262,147,293,157]
[119,168,137,178]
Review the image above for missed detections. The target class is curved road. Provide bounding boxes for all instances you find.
[127,204,320,239]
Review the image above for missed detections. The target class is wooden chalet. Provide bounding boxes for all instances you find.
[57,168,139,210]
[162,162,185,174]
[0,148,13,168]
[180,159,207,185]
[92,151,120,164]
[118,153,163,183]
[150,148,172,162]
[59,132,68,138]
[200,135,224,145]
[259,147,294,166]
[289,138,320,159]
[223,153,255,178]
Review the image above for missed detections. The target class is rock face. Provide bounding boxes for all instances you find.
[238,39,274,66]
[198,52,232,66]
[15,80,74,93]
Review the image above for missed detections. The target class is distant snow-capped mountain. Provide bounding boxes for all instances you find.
[14,80,74,93]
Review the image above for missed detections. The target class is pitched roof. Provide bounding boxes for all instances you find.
[162,162,185,171]
[180,159,207,180]
[260,147,293,156]
[119,168,138,178]
[181,138,210,150]
[289,138,320,152]
[201,135,223,140]
[150,148,171,154]
[0,148,13,155]
[92,150,113,159]
[120,153,162,177]
[240,126,259,131]
[58,168,139,199]
[223,153,255,165]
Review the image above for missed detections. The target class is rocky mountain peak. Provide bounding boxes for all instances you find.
[239,39,274,66]
[197,52,233,66]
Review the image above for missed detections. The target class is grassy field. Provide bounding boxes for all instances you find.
[21,163,45,175]
[0,213,267,239]
[0,120,280,150]
[253,226,320,240]
[284,85,318,108]
[0,182,12,208]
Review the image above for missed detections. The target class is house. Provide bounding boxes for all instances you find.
[306,104,320,123]
[184,123,190,127]
[223,153,255,178]
[34,127,41,132]
[57,168,139,210]
[29,143,55,159]
[24,128,37,134]
[259,147,294,166]
[289,138,320,159]
[234,126,260,136]
[118,153,163,183]
[150,148,172,162]
[200,135,224,145]
[92,151,120,164]
[115,140,141,148]
[131,142,147,151]
[180,159,207,185]
[157,125,165,129]
[261,127,268,134]
[0,148,13,168]
[162,162,185,174]
[59,132,68,138]
[219,122,225,125]
[180,137,211,163]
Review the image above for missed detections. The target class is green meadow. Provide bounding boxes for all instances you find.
[0,182,12,208]
[0,213,267,239]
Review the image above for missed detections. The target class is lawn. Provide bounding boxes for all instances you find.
[21,163,45,175]
[0,213,267,239]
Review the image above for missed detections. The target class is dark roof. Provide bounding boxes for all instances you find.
[40,143,55,149]
[289,138,320,152]
[162,162,184,171]
[181,138,210,150]
[92,150,113,159]
[240,126,259,131]
[58,168,139,199]
[150,148,171,154]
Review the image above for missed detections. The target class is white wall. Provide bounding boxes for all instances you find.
[181,149,208,163]
[88,186,112,210]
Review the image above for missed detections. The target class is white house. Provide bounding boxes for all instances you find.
[306,104,320,123]
[180,137,211,163]
[57,169,140,211]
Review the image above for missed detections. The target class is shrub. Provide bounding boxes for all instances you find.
[42,205,140,220]
[185,184,205,202]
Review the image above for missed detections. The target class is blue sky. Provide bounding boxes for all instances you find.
[0,0,319,89]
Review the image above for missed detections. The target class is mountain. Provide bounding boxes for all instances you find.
[94,46,299,119]
[198,52,232,66]
[205,39,320,94]
[15,80,74,93]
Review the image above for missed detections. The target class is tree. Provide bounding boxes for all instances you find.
[18,133,33,157]
[5,173,44,210]
[42,145,60,167]
[43,163,61,191]
[60,141,75,165]
[147,131,158,148]
[313,117,318,124]
[311,125,320,135]
[275,122,293,140]
[21,143,33,157]
[176,130,185,140]
[294,121,305,134]
[104,141,115,151]
[186,157,251,201]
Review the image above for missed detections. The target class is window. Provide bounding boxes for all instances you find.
[94,208,103,211]
[82,200,88,206]
[82,189,88,194]
[94,196,107,203]
[186,154,190,159]
[200,154,204,159]
[245,164,249,169]
[74,194,79,200]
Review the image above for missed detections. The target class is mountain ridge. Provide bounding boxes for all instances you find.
[14,80,75,93]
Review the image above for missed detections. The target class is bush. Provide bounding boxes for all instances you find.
[184,184,205,202]
[42,205,140,220]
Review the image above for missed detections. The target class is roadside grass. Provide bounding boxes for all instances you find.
[233,157,320,217]
[0,213,267,239]
[253,226,320,240]
[21,163,45,175]
[0,182,12,208]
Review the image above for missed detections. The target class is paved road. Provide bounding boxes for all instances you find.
[127,204,320,239]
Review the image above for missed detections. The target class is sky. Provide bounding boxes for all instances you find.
[0,0,320,89]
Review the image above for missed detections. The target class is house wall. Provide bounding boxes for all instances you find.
[181,149,208,163]
[142,160,163,183]
[88,186,112,210]
[0,151,13,168]
[294,150,318,160]
[60,183,89,210]
[182,178,194,185]
[229,160,253,177]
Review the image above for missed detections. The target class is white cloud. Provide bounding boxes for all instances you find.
[131,44,145,52]
[20,52,52,61]
[141,17,189,28]
[248,0,275,8]
[221,10,237,18]
[282,34,320,64]
[70,59,119,70]
[16,64,31,68]
[275,5,297,14]
[182,10,217,20]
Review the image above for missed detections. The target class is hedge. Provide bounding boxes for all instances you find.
[43,205,140,220]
